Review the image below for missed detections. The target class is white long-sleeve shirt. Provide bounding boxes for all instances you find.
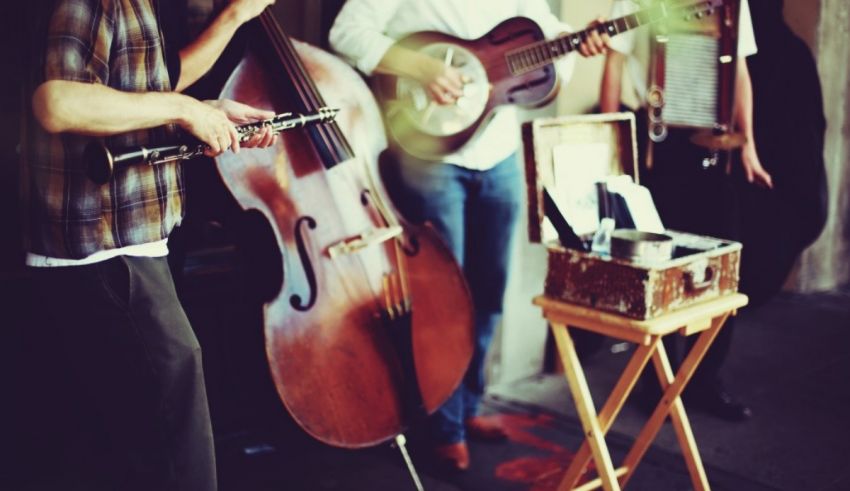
[329,0,577,169]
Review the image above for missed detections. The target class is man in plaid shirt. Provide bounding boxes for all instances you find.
[24,0,276,489]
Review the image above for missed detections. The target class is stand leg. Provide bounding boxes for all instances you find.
[650,341,709,490]
[551,324,621,491]
[394,434,424,491]
[558,337,660,490]
[619,313,729,489]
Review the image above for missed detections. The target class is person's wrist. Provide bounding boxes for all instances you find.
[170,93,199,127]
[223,3,251,27]
[410,54,442,84]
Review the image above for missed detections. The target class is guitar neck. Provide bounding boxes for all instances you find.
[506,1,716,75]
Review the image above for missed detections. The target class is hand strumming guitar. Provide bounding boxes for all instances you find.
[376,46,467,105]
[415,18,612,105]
[415,55,467,105]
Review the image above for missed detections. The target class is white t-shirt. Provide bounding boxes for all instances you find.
[329,0,577,169]
[608,0,757,108]
[26,239,169,267]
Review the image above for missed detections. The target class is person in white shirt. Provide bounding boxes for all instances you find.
[330,0,607,471]
[600,0,769,422]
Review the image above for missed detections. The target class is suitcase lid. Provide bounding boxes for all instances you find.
[522,112,639,244]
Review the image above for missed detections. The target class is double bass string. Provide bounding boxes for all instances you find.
[258,11,336,163]
[357,144,413,309]
[260,10,352,165]
[257,12,362,274]
[261,9,411,295]
[258,9,407,316]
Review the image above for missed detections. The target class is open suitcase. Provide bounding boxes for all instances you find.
[523,113,741,320]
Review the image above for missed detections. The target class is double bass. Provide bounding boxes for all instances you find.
[213,9,474,448]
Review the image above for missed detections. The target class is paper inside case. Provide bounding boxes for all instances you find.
[549,142,611,237]
[544,142,664,242]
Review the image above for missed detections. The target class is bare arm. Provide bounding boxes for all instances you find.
[175,0,275,92]
[375,46,465,105]
[32,80,265,155]
[735,58,773,188]
[33,80,209,135]
[600,50,626,113]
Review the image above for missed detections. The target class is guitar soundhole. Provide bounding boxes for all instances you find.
[393,42,490,138]
[507,65,554,103]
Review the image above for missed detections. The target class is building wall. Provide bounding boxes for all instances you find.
[795,0,850,291]
[784,0,820,51]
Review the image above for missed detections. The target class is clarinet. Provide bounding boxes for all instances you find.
[85,107,339,184]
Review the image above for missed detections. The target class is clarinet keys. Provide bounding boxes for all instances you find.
[85,107,339,184]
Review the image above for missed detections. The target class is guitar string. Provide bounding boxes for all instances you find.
[506,2,716,75]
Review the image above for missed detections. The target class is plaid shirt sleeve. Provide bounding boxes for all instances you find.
[45,0,114,85]
[25,0,186,260]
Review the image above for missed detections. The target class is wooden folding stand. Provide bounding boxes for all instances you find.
[534,293,748,491]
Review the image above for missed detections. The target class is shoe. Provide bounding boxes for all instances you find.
[685,383,752,422]
[433,441,470,471]
[464,416,508,442]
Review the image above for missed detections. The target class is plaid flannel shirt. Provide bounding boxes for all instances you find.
[24,0,184,259]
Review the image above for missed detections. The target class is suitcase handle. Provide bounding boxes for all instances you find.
[684,265,716,293]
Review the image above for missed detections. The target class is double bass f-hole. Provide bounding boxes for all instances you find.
[401,233,420,257]
[361,184,420,258]
[290,216,318,311]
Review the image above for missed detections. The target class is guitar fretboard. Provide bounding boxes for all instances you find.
[506,0,720,75]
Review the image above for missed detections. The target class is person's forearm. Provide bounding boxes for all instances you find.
[32,80,194,135]
[600,51,625,112]
[734,58,755,142]
[175,5,246,92]
[374,45,440,81]
[733,57,773,188]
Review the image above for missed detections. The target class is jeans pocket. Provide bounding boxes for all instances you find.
[96,257,133,309]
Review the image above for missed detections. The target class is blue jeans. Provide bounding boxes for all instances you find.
[398,154,522,444]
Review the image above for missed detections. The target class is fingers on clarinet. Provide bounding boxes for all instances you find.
[247,133,264,149]
[228,126,241,153]
[208,135,222,155]
[261,128,276,148]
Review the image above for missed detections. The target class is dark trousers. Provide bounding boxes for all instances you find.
[29,256,216,491]
[637,110,741,386]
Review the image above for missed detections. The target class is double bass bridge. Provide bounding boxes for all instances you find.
[328,226,404,259]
